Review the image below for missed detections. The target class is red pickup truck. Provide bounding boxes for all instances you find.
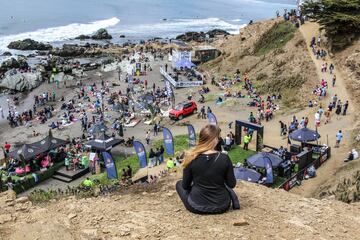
[169,101,198,120]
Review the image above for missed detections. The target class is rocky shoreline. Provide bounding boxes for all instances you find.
[0,27,229,93]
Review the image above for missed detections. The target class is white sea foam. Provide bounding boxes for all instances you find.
[0,17,120,50]
[118,18,244,37]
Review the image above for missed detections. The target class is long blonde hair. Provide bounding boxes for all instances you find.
[182,124,221,168]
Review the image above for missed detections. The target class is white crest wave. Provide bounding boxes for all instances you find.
[0,17,120,50]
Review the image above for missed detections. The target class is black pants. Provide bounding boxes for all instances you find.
[176,180,238,214]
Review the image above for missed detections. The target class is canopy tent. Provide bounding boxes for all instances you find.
[174,59,195,69]
[88,122,107,135]
[112,102,127,112]
[85,132,123,151]
[234,167,261,183]
[8,131,68,161]
[33,130,69,151]
[289,128,321,143]
[246,152,283,168]
[8,144,43,161]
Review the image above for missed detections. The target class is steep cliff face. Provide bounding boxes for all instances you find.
[0,173,360,240]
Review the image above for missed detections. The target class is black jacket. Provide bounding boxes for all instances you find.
[182,152,236,213]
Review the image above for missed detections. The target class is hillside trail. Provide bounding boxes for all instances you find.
[286,22,356,197]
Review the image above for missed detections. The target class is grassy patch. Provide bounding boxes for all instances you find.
[204,93,219,102]
[91,135,257,184]
[227,145,256,165]
[254,21,296,56]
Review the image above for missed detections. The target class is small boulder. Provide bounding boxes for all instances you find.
[15,196,29,204]
[1,51,12,56]
[119,35,126,38]
[233,218,249,226]
[75,34,91,40]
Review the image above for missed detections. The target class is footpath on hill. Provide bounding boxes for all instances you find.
[288,22,356,197]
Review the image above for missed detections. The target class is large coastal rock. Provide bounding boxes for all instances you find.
[7,39,53,50]
[0,71,42,91]
[91,28,112,40]
[175,29,230,42]
[0,57,29,75]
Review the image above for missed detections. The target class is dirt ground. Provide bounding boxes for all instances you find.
[1,173,360,240]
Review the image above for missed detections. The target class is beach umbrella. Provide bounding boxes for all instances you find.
[289,128,320,143]
[85,132,123,151]
[234,167,261,183]
[246,152,283,168]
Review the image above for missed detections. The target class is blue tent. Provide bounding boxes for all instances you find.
[289,127,320,143]
[175,59,195,69]
[247,152,283,168]
[234,167,261,183]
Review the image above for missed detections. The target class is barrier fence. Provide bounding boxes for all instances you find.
[160,67,203,88]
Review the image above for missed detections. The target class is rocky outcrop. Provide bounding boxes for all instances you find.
[176,29,230,42]
[1,51,12,56]
[0,57,29,75]
[7,38,53,50]
[50,44,86,57]
[207,29,230,38]
[176,31,206,42]
[91,28,112,40]
[0,71,42,91]
[74,29,112,41]
[74,34,91,40]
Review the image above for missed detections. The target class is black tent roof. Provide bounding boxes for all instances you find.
[8,143,43,161]
[8,131,69,161]
[85,132,123,151]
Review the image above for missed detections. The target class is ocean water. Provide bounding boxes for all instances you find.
[0,0,296,53]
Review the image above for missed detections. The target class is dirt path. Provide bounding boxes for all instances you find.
[288,22,355,197]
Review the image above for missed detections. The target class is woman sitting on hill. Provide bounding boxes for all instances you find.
[176,124,239,214]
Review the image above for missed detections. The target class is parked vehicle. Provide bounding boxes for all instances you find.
[169,101,197,120]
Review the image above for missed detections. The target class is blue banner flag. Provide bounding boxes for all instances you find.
[102,151,118,180]
[187,124,196,147]
[207,112,217,125]
[165,80,174,98]
[133,141,148,168]
[162,127,175,156]
[264,157,274,184]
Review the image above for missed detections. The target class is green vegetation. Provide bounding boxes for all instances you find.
[254,21,296,56]
[302,0,360,50]
[227,145,256,164]
[91,135,256,184]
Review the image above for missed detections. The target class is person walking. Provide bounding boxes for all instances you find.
[201,106,206,119]
[0,106,4,119]
[145,131,150,145]
[148,148,155,167]
[332,75,336,87]
[335,130,343,148]
[343,101,349,115]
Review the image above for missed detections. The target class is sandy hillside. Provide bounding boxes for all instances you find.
[1,172,360,240]
[200,19,318,108]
